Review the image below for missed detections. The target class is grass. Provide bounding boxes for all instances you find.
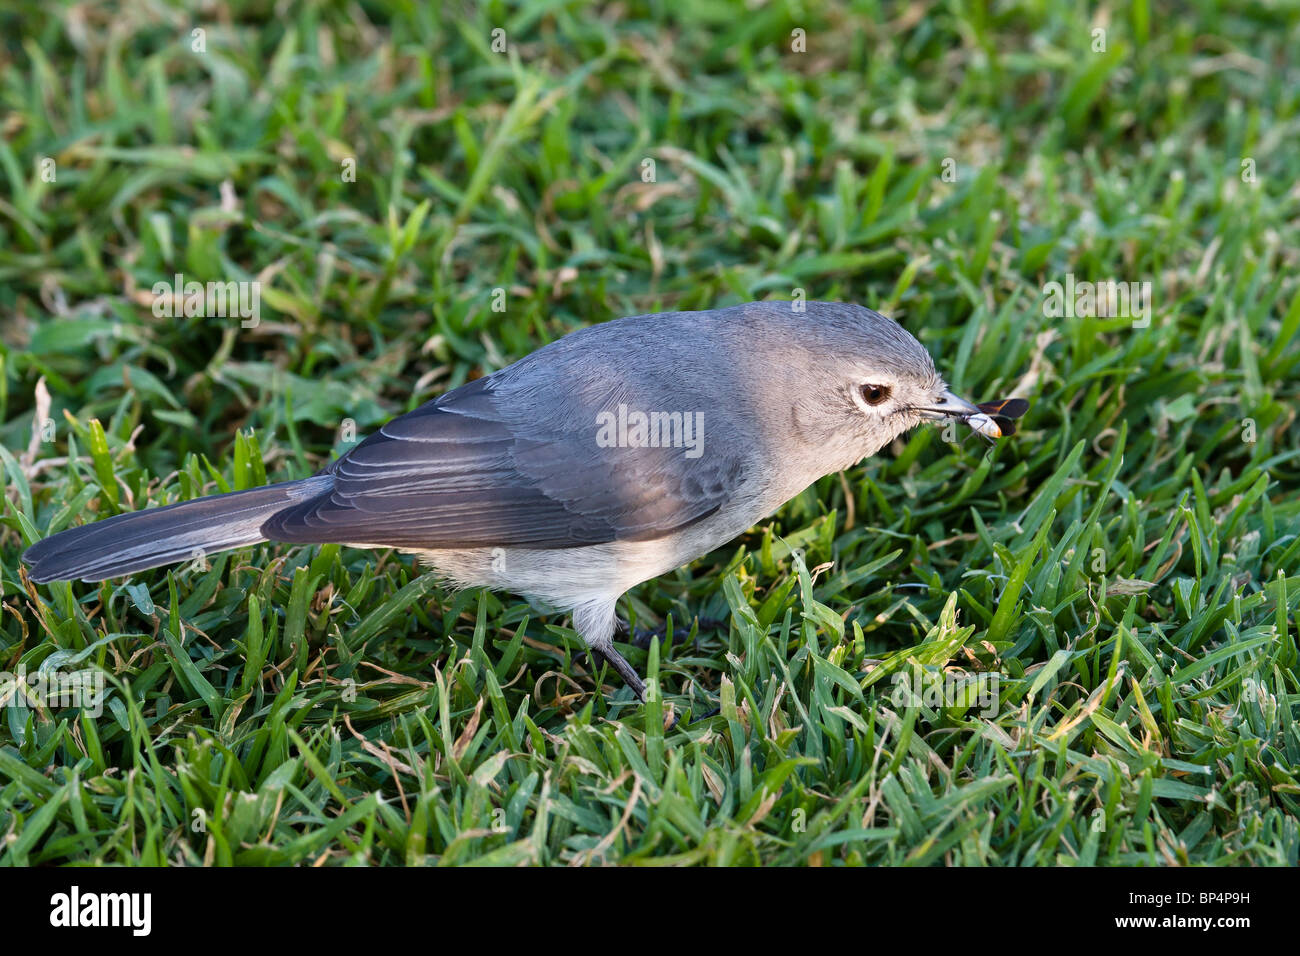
[1,0,1298,866]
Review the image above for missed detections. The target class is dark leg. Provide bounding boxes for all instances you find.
[574,603,647,701]
[630,615,723,650]
[587,639,647,702]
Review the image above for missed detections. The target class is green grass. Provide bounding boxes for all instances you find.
[1,0,1298,865]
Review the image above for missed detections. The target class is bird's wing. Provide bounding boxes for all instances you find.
[261,375,745,549]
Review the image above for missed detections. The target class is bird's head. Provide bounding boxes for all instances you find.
[768,302,983,469]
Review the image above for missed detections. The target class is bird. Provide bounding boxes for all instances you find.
[22,301,1021,701]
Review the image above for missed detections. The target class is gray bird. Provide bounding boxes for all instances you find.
[22,301,1001,700]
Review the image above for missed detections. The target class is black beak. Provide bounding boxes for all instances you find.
[918,389,981,420]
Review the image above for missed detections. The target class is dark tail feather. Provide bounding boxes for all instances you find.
[22,475,334,583]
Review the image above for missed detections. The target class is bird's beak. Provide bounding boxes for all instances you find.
[918,389,981,420]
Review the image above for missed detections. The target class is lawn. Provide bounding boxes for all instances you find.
[1,0,1297,866]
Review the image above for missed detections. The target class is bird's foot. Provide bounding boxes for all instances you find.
[589,615,722,713]
[621,615,722,651]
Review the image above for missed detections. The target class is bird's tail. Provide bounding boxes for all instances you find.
[21,475,334,583]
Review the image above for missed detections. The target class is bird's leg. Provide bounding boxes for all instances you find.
[630,615,723,650]
[574,601,646,701]
[587,639,647,702]
[629,620,669,651]
[614,612,670,649]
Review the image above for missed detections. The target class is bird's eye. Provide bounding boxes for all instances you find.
[860,383,891,406]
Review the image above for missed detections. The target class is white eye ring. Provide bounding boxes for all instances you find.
[858,383,891,407]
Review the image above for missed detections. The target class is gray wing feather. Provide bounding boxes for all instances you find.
[262,372,744,549]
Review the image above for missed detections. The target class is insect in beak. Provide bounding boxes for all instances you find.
[966,398,1030,439]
